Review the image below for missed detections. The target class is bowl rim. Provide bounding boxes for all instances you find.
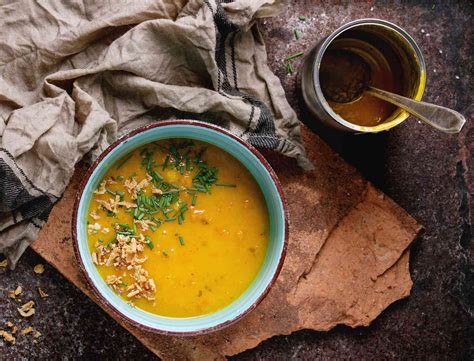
[72,119,288,336]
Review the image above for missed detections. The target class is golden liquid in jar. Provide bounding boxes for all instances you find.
[320,34,405,127]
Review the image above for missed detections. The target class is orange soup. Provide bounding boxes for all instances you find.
[87,139,269,317]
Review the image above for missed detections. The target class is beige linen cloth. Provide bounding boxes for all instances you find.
[0,0,311,267]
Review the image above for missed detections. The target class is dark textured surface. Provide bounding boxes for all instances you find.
[1,1,472,359]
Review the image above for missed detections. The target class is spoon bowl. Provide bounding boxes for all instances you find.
[320,49,466,133]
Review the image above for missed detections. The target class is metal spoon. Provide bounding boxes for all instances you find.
[320,50,466,133]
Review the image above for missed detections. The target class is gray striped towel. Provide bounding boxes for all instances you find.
[0,0,311,268]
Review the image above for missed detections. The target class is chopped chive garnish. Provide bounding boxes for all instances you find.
[106,236,117,247]
[287,63,293,74]
[294,29,301,40]
[145,236,154,250]
[163,155,170,170]
[298,15,306,21]
[94,141,243,234]
[139,147,149,157]
[98,239,104,243]
[116,153,133,169]
[179,236,185,246]
[162,250,168,257]
[120,281,128,286]
[285,51,304,61]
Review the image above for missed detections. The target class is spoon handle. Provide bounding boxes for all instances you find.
[367,87,466,133]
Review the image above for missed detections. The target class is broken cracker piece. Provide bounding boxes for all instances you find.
[34,330,42,338]
[0,259,7,268]
[14,286,22,296]
[34,264,45,274]
[18,308,35,318]
[21,326,33,335]
[17,300,35,318]
[1,330,15,344]
[8,286,22,299]
[90,210,100,220]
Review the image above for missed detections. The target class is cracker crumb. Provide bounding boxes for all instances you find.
[90,210,101,220]
[0,259,7,268]
[17,300,35,318]
[96,195,120,214]
[21,326,33,335]
[117,201,137,208]
[87,222,102,235]
[124,178,138,198]
[38,288,49,298]
[94,180,107,195]
[151,187,163,195]
[8,285,22,299]
[124,177,148,199]
[1,330,15,344]
[134,219,157,232]
[34,264,45,274]
[94,234,155,300]
[6,321,17,334]
[34,330,42,338]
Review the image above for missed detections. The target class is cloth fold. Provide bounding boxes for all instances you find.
[0,0,311,267]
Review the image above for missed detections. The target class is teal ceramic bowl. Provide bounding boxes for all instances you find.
[73,120,288,335]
